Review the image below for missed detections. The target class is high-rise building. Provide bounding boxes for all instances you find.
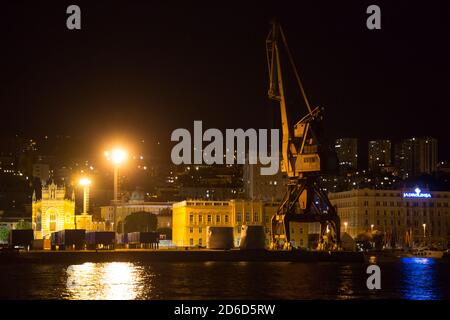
[368,140,392,171]
[32,163,50,184]
[243,162,287,202]
[335,138,358,170]
[394,139,414,179]
[414,137,438,175]
[394,137,438,177]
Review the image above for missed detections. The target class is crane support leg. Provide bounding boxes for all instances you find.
[270,177,340,250]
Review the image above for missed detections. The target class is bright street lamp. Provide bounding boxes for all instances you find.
[79,177,91,186]
[105,148,127,233]
[422,223,426,238]
[79,177,91,214]
[105,148,127,202]
[370,224,374,232]
[111,149,127,165]
[344,222,348,233]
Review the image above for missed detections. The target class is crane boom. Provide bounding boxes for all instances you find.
[266,23,290,175]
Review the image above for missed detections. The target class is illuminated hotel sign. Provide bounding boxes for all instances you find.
[403,188,432,198]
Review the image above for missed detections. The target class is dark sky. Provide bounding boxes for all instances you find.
[1,1,450,159]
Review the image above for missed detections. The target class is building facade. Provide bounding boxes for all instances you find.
[172,200,310,248]
[394,139,414,179]
[413,137,438,175]
[179,186,240,201]
[100,200,173,232]
[335,138,358,170]
[32,182,76,239]
[32,163,50,184]
[394,137,438,178]
[243,162,287,202]
[368,140,392,171]
[329,188,450,249]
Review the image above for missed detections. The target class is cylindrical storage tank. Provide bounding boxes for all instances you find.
[206,227,234,249]
[239,225,266,250]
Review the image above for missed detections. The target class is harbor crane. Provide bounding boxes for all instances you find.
[266,19,340,250]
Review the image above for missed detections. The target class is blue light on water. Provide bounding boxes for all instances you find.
[403,257,435,265]
[400,257,439,300]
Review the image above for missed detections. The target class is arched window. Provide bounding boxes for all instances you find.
[47,208,58,232]
[36,210,42,230]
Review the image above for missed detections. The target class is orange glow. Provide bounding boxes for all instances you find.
[79,177,92,186]
[105,148,127,165]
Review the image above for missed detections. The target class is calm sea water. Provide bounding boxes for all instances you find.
[0,258,449,300]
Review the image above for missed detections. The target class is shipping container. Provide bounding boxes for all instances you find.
[51,229,85,250]
[127,232,159,249]
[31,239,51,250]
[85,231,115,250]
[9,229,34,249]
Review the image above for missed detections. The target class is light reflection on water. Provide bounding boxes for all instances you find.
[400,257,440,300]
[62,260,446,300]
[65,262,147,300]
[0,260,448,299]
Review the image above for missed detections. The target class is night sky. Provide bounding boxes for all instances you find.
[1,1,449,160]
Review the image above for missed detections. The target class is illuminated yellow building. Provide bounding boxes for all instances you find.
[75,214,93,231]
[32,182,76,239]
[172,200,309,248]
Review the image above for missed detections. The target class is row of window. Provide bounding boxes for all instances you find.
[186,202,229,206]
[189,238,203,246]
[291,227,304,234]
[340,209,446,217]
[237,213,260,223]
[189,214,230,224]
[364,219,443,228]
[189,227,203,233]
[332,193,449,199]
[188,213,267,224]
[189,225,272,236]
[340,201,449,207]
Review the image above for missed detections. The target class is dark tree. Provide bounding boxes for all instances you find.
[124,211,157,234]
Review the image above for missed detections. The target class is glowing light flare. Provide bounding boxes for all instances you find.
[79,177,91,186]
[105,148,127,165]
